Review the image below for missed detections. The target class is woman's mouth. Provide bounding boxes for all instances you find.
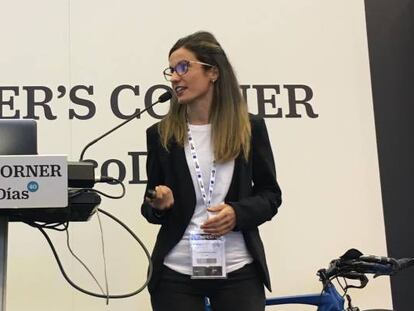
[174,86,186,96]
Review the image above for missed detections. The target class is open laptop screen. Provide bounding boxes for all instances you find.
[0,119,37,155]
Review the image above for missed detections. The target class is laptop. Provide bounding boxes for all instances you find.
[0,119,37,155]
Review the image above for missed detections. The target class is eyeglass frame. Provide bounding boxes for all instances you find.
[163,60,215,81]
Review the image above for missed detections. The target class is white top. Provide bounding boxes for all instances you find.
[164,123,253,275]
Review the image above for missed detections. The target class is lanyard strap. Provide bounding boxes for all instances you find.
[187,123,216,208]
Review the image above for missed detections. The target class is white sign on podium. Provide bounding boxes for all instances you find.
[0,155,68,208]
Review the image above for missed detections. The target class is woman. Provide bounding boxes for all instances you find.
[141,31,282,311]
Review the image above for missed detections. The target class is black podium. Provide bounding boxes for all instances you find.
[0,119,100,311]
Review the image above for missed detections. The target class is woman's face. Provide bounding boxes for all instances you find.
[168,47,217,105]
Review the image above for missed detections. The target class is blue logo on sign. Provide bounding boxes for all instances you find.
[27,181,39,192]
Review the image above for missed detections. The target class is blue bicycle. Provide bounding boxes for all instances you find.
[206,248,414,311]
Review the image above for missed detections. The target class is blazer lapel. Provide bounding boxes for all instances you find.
[225,155,242,202]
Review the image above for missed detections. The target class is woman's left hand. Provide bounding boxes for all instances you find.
[201,203,236,236]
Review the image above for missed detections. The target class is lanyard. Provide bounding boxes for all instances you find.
[187,123,216,208]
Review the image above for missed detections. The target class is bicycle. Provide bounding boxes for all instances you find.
[205,248,414,311]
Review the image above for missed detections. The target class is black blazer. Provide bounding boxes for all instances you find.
[141,114,282,293]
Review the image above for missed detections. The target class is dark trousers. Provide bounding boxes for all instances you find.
[150,263,265,311]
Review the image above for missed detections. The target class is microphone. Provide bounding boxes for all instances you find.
[79,91,172,161]
[68,91,171,188]
[157,91,173,103]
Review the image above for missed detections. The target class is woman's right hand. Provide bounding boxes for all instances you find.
[146,185,174,211]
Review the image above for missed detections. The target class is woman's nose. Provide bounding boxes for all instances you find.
[170,71,181,82]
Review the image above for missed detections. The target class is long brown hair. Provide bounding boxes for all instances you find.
[159,31,251,163]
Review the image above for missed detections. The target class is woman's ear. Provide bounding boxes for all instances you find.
[209,66,219,83]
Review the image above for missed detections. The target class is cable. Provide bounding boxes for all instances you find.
[68,188,86,199]
[333,276,349,298]
[68,177,126,200]
[96,209,110,304]
[65,226,106,296]
[85,188,125,200]
[89,177,126,199]
[33,208,153,299]
[97,208,153,293]
[24,221,68,232]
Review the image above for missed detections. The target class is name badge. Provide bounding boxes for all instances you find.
[189,231,226,279]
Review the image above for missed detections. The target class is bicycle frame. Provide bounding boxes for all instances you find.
[265,283,344,310]
[204,283,345,310]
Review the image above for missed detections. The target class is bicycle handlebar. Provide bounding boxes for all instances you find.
[318,249,414,288]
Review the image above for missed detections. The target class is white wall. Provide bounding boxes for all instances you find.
[0,0,390,310]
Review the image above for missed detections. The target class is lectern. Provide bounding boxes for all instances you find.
[0,120,101,311]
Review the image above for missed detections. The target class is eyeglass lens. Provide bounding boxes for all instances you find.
[164,60,190,81]
[174,61,189,75]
